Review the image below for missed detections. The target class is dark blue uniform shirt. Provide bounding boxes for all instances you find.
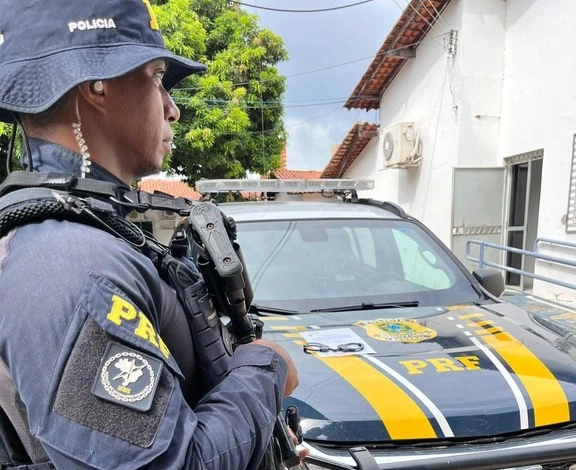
[0,138,288,469]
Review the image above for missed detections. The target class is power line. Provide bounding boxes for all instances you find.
[179,105,346,135]
[421,0,450,30]
[232,0,375,13]
[392,0,445,38]
[173,101,346,109]
[172,37,442,93]
[285,47,409,79]
[172,96,385,108]
[175,96,350,104]
[286,106,344,128]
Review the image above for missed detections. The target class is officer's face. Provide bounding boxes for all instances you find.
[102,60,180,179]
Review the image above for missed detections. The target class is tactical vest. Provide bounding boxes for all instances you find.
[0,171,236,469]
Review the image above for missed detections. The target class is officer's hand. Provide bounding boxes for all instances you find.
[287,428,310,463]
[252,338,299,396]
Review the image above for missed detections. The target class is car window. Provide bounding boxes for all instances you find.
[234,218,479,312]
[392,228,452,290]
[349,227,377,269]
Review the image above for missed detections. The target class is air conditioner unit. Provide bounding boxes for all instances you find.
[381,122,423,169]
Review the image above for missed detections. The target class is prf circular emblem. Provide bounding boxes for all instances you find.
[92,342,163,412]
[356,319,437,343]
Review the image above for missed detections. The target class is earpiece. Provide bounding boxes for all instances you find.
[92,80,104,95]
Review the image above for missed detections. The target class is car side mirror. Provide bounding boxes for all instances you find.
[472,267,505,298]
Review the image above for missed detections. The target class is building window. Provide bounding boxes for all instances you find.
[567,135,576,233]
[133,221,153,235]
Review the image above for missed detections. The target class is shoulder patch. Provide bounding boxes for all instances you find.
[92,342,163,412]
[53,316,174,448]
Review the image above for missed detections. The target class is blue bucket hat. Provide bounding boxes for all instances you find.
[0,0,207,123]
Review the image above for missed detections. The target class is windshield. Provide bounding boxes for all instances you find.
[235,218,481,312]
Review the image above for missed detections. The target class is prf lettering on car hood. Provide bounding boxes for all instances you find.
[400,356,481,374]
[106,294,170,358]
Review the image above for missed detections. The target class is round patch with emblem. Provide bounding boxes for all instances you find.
[92,342,163,412]
[356,318,437,343]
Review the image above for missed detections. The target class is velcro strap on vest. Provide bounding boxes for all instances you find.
[0,172,119,199]
[0,187,146,247]
[122,189,194,215]
[0,172,195,216]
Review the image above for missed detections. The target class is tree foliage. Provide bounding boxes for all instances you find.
[0,123,15,182]
[153,0,288,183]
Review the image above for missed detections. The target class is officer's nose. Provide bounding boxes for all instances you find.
[164,89,180,123]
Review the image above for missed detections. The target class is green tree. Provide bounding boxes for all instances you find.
[153,0,288,183]
[0,123,16,182]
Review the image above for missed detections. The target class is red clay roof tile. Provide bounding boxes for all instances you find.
[346,0,452,110]
[322,122,378,178]
[138,179,201,200]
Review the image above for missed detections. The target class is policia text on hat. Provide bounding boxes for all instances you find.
[0,0,306,468]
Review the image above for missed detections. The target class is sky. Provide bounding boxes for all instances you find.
[241,0,403,171]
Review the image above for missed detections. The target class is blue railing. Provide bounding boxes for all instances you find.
[466,237,576,291]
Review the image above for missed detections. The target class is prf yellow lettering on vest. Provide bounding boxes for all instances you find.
[141,0,159,30]
[106,295,170,358]
[107,295,138,324]
[400,355,481,374]
[135,312,171,358]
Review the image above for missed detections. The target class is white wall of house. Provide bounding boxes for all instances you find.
[343,0,576,301]
[500,0,576,301]
[347,0,506,243]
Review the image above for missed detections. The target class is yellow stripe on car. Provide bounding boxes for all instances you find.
[479,330,569,426]
[318,356,437,439]
[460,314,570,426]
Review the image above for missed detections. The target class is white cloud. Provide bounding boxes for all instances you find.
[249,0,401,171]
[285,110,360,170]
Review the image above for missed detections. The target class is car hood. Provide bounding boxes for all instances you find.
[261,302,576,444]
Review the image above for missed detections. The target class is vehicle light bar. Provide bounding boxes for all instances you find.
[195,179,375,194]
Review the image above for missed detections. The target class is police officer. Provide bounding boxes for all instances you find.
[0,0,303,468]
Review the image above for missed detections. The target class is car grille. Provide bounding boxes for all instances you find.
[305,424,576,469]
[540,464,576,470]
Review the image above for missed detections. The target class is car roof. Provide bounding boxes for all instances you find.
[218,200,403,222]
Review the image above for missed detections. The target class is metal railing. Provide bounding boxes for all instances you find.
[466,237,576,291]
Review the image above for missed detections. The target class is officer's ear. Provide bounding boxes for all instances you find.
[77,81,106,114]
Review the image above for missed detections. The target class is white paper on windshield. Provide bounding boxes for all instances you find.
[300,328,375,357]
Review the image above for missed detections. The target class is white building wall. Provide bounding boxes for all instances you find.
[345,137,379,189]
[501,0,576,301]
[344,0,576,301]
[456,0,506,168]
[367,0,464,244]
[348,0,506,246]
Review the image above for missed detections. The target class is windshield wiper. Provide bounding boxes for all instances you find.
[248,304,301,315]
[310,301,419,313]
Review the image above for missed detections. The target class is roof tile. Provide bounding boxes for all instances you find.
[346,0,452,110]
[138,179,201,200]
[273,169,323,180]
[322,122,378,178]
